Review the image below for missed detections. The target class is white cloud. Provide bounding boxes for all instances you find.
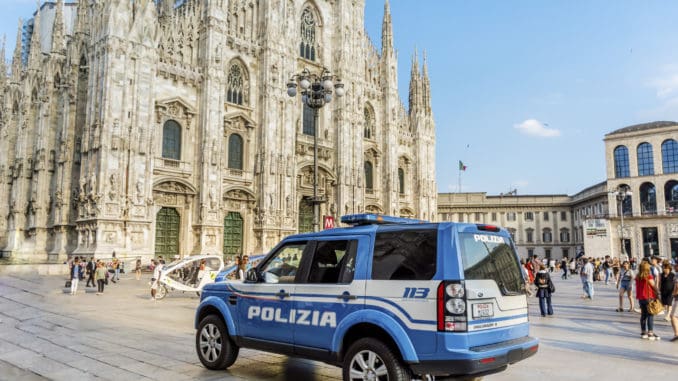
[648,73,678,99]
[513,119,561,138]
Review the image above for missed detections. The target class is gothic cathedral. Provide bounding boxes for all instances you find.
[0,0,436,262]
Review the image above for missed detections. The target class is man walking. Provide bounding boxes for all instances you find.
[580,257,595,299]
[111,252,120,283]
[561,257,569,280]
[85,257,96,288]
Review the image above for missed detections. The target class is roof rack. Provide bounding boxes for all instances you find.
[340,214,428,226]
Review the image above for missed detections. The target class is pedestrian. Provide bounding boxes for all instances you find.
[603,255,613,285]
[561,257,568,279]
[95,261,107,295]
[569,258,576,276]
[581,257,595,299]
[150,259,163,300]
[520,259,533,296]
[616,261,635,312]
[70,258,81,295]
[670,262,678,342]
[85,256,96,288]
[660,262,675,321]
[635,262,660,340]
[534,265,555,316]
[135,258,142,281]
[549,259,556,273]
[111,252,120,283]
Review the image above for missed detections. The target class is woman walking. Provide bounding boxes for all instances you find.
[660,262,675,321]
[635,262,660,340]
[616,261,635,312]
[534,264,555,317]
[134,259,142,281]
[95,261,107,295]
[670,262,678,342]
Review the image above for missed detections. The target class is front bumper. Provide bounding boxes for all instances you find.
[409,336,539,377]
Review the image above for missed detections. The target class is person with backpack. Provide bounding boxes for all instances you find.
[534,264,555,316]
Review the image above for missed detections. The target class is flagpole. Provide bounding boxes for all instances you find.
[458,164,461,193]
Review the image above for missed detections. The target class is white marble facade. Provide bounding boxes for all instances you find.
[0,0,437,262]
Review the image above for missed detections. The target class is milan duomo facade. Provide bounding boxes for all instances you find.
[0,0,436,262]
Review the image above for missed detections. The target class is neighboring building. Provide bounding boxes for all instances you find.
[438,122,678,262]
[0,0,437,263]
[604,121,678,260]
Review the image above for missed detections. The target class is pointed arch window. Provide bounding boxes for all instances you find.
[228,134,243,170]
[637,142,654,176]
[614,145,630,178]
[300,7,317,61]
[162,120,182,160]
[398,168,405,194]
[662,139,678,174]
[364,161,374,191]
[227,63,246,105]
[364,107,374,139]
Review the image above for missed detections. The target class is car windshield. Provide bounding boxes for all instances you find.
[458,232,525,295]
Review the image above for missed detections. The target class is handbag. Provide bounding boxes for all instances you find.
[647,298,663,315]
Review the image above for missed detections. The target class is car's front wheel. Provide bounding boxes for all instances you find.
[196,315,239,370]
[343,337,410,381]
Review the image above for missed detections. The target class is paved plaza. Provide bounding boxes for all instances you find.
[0,270,675,381]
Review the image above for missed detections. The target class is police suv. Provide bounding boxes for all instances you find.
[195,214,538,380]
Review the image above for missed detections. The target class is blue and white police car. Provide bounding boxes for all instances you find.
[195,214,538,380]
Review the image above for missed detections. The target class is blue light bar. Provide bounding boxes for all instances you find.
[340,214,428,225]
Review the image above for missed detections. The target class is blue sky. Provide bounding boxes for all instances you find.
[3,1,678,196]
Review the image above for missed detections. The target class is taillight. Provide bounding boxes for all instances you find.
[437,280,467,332]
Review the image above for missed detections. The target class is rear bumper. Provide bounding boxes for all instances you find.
[409,336,539,377]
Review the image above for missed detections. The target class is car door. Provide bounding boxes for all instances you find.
[236,241,309,343]
[293,236,367,353]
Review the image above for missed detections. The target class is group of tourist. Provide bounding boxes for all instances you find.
[67,253,145,296]
[523,252,678,342]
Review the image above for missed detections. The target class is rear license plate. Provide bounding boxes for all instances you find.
[472,303,494,318]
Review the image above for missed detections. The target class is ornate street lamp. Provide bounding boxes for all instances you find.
[287,68,344,232]
[612,185,633,261]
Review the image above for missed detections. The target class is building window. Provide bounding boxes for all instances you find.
[506,212,516,221]
[525,212,534,221]
[302,103,315,136]
[398,168,404,194]
[641,227,659,257]
[543,228,552,243]
[614,145,630,178]
[507,228,516,241]
[560,229,570,242]
[618,184,633,216]
[364,106,374,139]
[228,134,243,170]
[364,161,373,191]
[300,7,317,61]
[662,139,678,174]
[162,120,181,160]
[527,248,534,257]
[545,248,552,259]
[562,248,569,258]
[560,211,567,221]
[640,182,657,215]
[666,180,678,212]
[226,63,246,105]
[637,142,654,176]
[543,211,549,221]
[526,229,534,243]
[475,212,482,221]
[491,212,497,221]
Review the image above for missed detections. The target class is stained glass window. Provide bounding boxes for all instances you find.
[303,103,315,136]
[300,7,317,61]
[162,120,181,160]
[228,134,243,170]
[227,64,244,105]
[398,168,404,194]
[365,161,373,191]
[364,107,374,139]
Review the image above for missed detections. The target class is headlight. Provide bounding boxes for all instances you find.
[445,283,465,298]
[445,298,466,314]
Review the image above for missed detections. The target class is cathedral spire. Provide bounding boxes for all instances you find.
[27,3,42,66]
[422,49,431,115]
[408,48,422,113]
[76,0,88,35]
[0,35,7,87]
[381,0,394,57]
[11,18,23,79]
[51,0,66,53]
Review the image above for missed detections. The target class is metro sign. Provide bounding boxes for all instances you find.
[323,216,335,230]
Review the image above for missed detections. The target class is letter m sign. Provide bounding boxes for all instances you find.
[323,216,335,230]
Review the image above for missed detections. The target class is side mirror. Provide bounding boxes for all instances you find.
[245,268,260,282]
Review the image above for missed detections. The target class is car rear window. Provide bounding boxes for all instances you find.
[372,228,437,280]
[459,232,524,295]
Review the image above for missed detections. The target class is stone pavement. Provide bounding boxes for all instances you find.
[0,270,675,381]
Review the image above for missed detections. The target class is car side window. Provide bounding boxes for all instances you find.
[372,228,437,280]
[306,240,357,284]
[260,242,307,283]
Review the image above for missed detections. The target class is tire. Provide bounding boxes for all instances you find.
[196,314,239,370]
[343,337,410,381]
[155,285,168,300]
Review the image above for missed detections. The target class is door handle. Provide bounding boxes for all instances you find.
[337,291,356,301]
[276,290,290,299]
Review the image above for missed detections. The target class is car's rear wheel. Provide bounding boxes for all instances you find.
[343,337,410,381]
[155,285,168,300]
[196,315,239,370]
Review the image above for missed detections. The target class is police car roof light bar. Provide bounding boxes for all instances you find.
[476,224,500,232]
[340,214,428,226]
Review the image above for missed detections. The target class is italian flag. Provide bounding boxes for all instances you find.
[459,160,467,171]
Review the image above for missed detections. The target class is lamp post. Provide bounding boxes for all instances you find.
[286,68,344,232]
[613,186,633,261]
